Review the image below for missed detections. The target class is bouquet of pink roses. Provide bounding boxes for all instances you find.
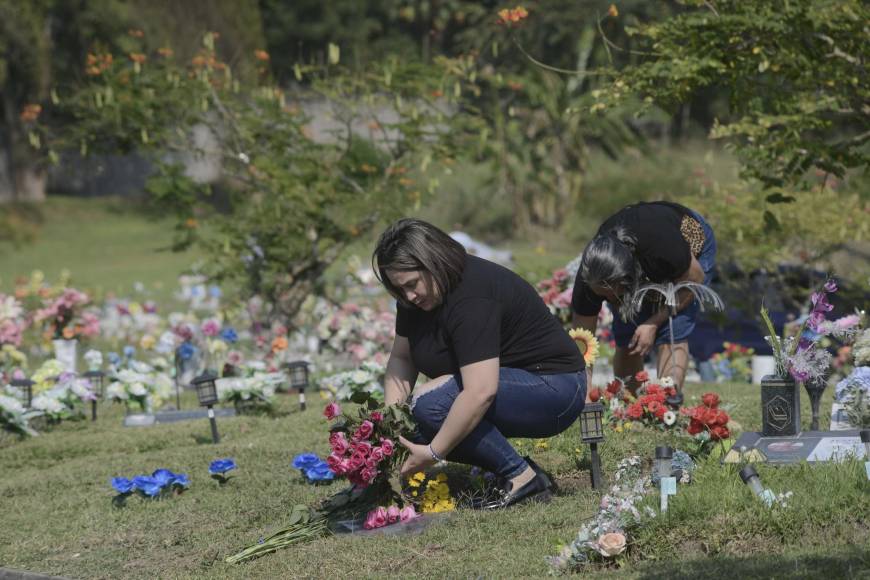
[226,391,416,563]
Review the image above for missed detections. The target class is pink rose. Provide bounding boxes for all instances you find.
[326,453,344,474]
[370,447,386,463]
[348,452,366,471]
[353,420,374,441]
[386,505,400,523]
[323,402,341,420]
[361,467,378,483]
[329,432,349,454]
[399,505,417,522]
[595,532,626,557]
[353,441,373,456]
[380,438,394,456]
[201,318,221,337]
[370,411,383,422]
[363,507,388,530]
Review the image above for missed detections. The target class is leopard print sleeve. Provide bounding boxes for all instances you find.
[680,215,706,257]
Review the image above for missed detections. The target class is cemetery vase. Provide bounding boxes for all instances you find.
[52,339,78,374]
[761,374,801,436]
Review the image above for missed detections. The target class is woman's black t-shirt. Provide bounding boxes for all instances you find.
[571,201,694,316]
[396,255,583,378]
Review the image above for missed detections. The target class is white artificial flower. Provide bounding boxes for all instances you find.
[130,360,154,374]
[350,370,370,384]
[83,349,103,369]
[0,394,25,414]
[663,411,676,426]
[129,383,148,397]
[32,395,64,414]
[659,376,675,388]
[106,382,128,401]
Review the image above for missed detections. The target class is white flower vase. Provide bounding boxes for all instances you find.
[52,339,78,374]
[751,355,776,385]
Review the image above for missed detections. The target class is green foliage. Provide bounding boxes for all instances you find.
[683,181,869,272]
[595,0,869,189]
[42,33,460,325]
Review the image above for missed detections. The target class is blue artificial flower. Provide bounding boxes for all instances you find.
[170,473,190,488]
[111,477,134,494]
[123,345,136,359]
[209,458,237,475]
[152,469,177,487]
[209,285,222,298]
[292,453,321,470]
[835,366,870,402]
[178,342,197,361]
[220,327,238,343]
[132,475,163,498]
[304,462,335,482]
[108,352,121,366]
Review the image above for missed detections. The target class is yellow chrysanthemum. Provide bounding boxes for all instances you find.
[569,327,600,365]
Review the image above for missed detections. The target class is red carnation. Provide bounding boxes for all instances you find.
[626,403,643,420]
[589,387,601,402]
[606,379,622,394]
[635,370,649,383]
[701,392,721,408]
[687,419,704,435]
[710,425,730,440]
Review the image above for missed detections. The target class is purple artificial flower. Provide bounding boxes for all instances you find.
[824,279,838,293]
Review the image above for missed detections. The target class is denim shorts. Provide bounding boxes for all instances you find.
[611,210,717,347]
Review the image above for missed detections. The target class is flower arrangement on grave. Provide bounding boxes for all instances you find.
[709,341,754,383]
[761,279,855,383]
[319,361,385,401]
[216,368,282,410]
[312,299,395,366]
[835,324,870,427]
[548,456,654,571]
[33,287,100,341]
[105,360,172,412]
[0,394,41,437]
[29,372,94,423]
[225,393,415,563]
[606,373,680,432]
[681,392,732,456]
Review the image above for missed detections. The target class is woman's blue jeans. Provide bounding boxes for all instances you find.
[410,368,586,480]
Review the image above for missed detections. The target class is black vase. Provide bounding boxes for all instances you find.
[761,374,801,436]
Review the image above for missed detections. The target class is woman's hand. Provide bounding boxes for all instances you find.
[398,435,436,477]
[628,323,657,356]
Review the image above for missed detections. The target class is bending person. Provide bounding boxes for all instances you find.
[571,201,717,400]
[374,218,585,509]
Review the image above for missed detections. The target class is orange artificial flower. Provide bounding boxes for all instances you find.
[496,6,529,27]
[128,29,145,38]
[20,104,42,123]
[184,218,199,229]
[608,4,619,18]
[157,47,174,58]
[62,326,75,339]
[254,49,270,61]
[129,53,147,64]
[271,336,288,352]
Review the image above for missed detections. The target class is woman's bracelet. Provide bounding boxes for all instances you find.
[428,443,444,462]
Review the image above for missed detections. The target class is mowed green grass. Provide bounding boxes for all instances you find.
[0,197,204,304]
[1,382,868,579]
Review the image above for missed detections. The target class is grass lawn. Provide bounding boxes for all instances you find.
[0,196,205,305]
[1,381,868,579]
